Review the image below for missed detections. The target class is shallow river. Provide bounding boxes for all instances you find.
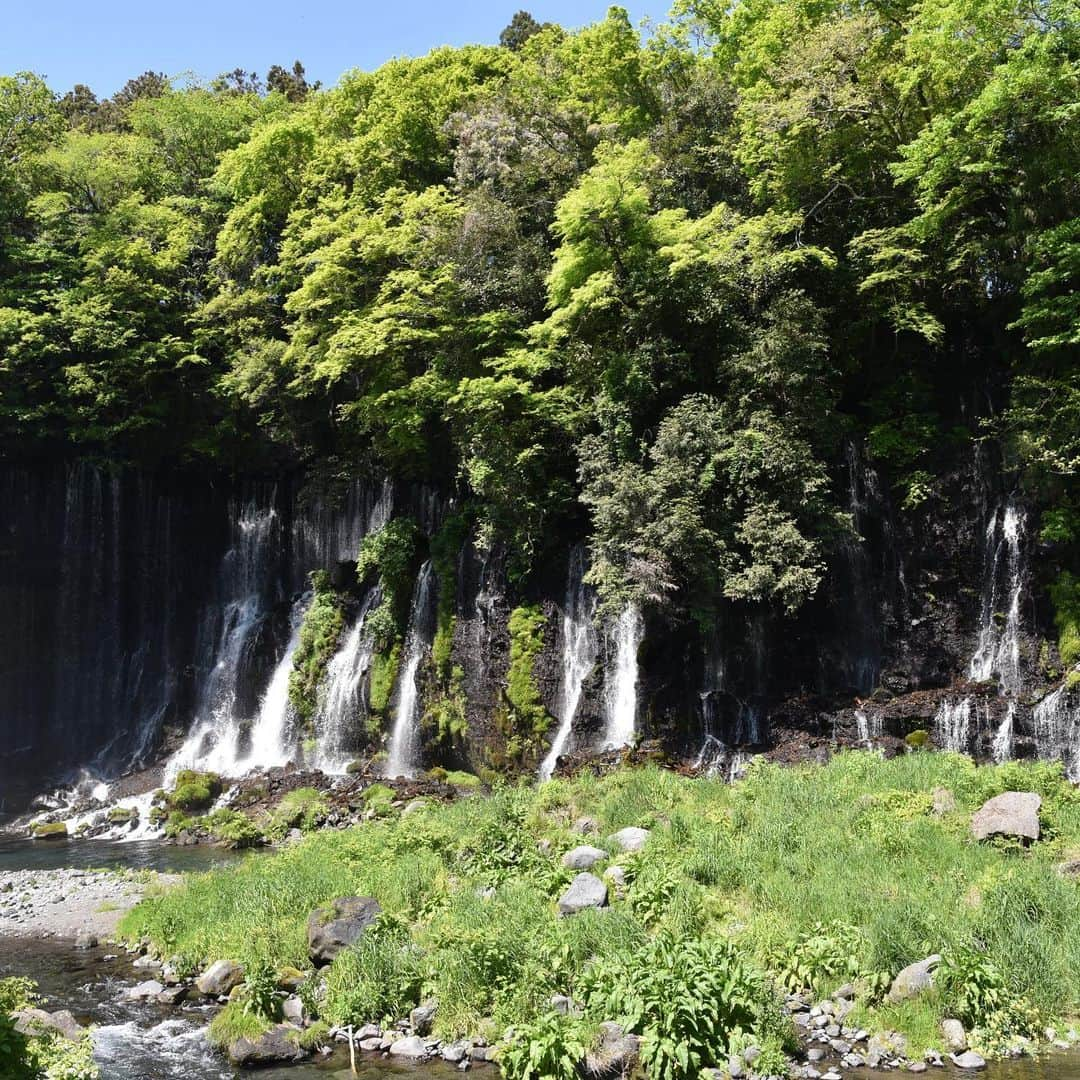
[0,838,1077,1080]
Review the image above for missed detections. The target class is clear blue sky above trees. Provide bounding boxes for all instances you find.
[2,0,655,94]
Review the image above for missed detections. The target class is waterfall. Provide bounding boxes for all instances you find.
[245,593,308,769]
[386,562,436,779]
[314,591,379,774]
[854,708,883,748]
[935,697,973,753]
[970,502,1026,694]
[841,442,882,693]
[1033,685,1080,780]
[539,547,599,781]
[602,604,644,750]
[991,701,1016,764]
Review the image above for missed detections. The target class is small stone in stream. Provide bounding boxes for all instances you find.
[562,845,607,870]
[557,872,608,916]
[360,1038,384,1052]
[941,1018,966,1052]
[826,1023,841,1038]
[132,955,161,969]
[457,1060,470,1072]
[74,932,97,950]
[609,826,650,852]
[442,1042,470,1063]
[195,959,245,996]
[307,896,382,966]
[229,1025,310,1066]
[157,986,188,1006]
[410,1000,438,1035]
[821,1072,841,1080]
[807,1049,825,1062]
[124,980,165,1001]
[357,1024,382,1039]
[389,1035,429,1058]
[888,955,941,1003]
[908,1063,928,1073]
[950,1051,987,1070]
[830,1040,851,1054]
[970,792,1041,842]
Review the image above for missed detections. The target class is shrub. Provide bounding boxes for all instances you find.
[361,783,396,816]
[167,770,222,813]
[268,788,328,837]
[368,643,402,715]
[29,822,67,839]
[500,1010,589,1080]
[204,808,263,848]
[288,571,345,721]
[1050,572,1080,669]
[241,958,281,1021]
[582,932,782,1080]
[905,729,930,749]
[356,518,420,650]
[208,1000,270,1049]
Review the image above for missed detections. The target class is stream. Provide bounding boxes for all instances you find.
[0,841,1076,1080]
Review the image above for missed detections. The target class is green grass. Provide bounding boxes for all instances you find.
[207,1001,271,1050]
[119,755,1080,1072]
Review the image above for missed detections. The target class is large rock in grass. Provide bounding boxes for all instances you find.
[228,1025,310,1067]
[609,827,649,853]
[558,873,608,916]
[971,792,1041,842]
[941,1019,967,1052]
[307,895,382,966]
[887,955,940,1003]
[13,1009,84,1041]
[562,845,607,870]
[195,959,245,996]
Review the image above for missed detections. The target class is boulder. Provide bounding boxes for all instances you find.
[307,895,382,966]
[971,792,1041,842]
[584,1021,641,1078]
[941,1019,967,1052]
[410,1000,438,1035]
[562,845,607,870]
[157,985,188,1006]
[950,1051,987,1070]
[888,955,940,1003]
[609,827,650,853]
[228,1025,309,1067]
[389,1035,430,1058]
[442,1041,470,1063]
[558,873,608,916]
[124,979,165,1001]
[74,932,98,950]
[195,958,245,996]
[282,994,307,1025]
[14,1009,84,1041]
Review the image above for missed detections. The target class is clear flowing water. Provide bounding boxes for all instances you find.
[1034,685,1080,781]
[0,837,247,874]
[386,562,436,779]
[602,604,643,750]
[539,547,598,781]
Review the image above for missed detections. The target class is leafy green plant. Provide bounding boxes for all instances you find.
[500,1010,589,1080]
[267,788,328,837]
[288,571,345,720]
[167,770,222,813]
[241,958,281,1021]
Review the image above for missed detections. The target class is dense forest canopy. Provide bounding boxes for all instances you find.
[0,2,1077,620]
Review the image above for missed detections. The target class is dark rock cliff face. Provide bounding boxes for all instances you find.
[0,451,1071,807]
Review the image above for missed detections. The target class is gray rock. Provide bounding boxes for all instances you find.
[443,1042,470,1063]
[932,788,957,815]
[550,994,581,1016]
[941,1018,967,1052]
[307,895,382,966]
[124,980,165,1001]
[562,845,607,870]
[558,872,608,916]
[411,1000,438,1035]
[728,1055,745,1078]
[575,817,599,834]
[603,865,627,888]
[282,995,307,1025]
[14,1009,84,1041]
[585,1021,641,1078]
[950,1051,987,1070]
[909,1064,928,1074]
[228,1025,309,1067]
[358,1037,382,1051]
[74,932,98,950]
[971,792,1041,842]
[609,826,650,853]
[834,982,855,1000]
[157,985,188,1006]
[888,955,941,1003]
[357,1023,382,1039]
[390,1035,430,1058]
[195,959,245,996]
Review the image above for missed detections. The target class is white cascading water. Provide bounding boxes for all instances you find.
[1033,684,1080,780]
[855,708,883,748]
[991,700,1016,764]
[935,697,973,753]
[386,562,436,779]
[970,502,1025,694]
[313,591,379,774]
[165,501,279,782]
[244,593,309,770]
[539,547,598,781]
[602,603,644,750]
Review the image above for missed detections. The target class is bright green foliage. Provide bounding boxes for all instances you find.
[424,666,469,746]
[502,605,550,764]
[202,808,263,848]
[240,958,281,1021]
[208,1000,270,1049]
[356,519,419,650]
[1050,572,1080,670]
[500,1010,590,1080]
[0,977,99,1080]
[368,644,402,717]
[167,770,222,813]
[288,571,345,721]
[267,787,329,837]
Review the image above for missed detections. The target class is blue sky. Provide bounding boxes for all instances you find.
[2,1,659,96]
